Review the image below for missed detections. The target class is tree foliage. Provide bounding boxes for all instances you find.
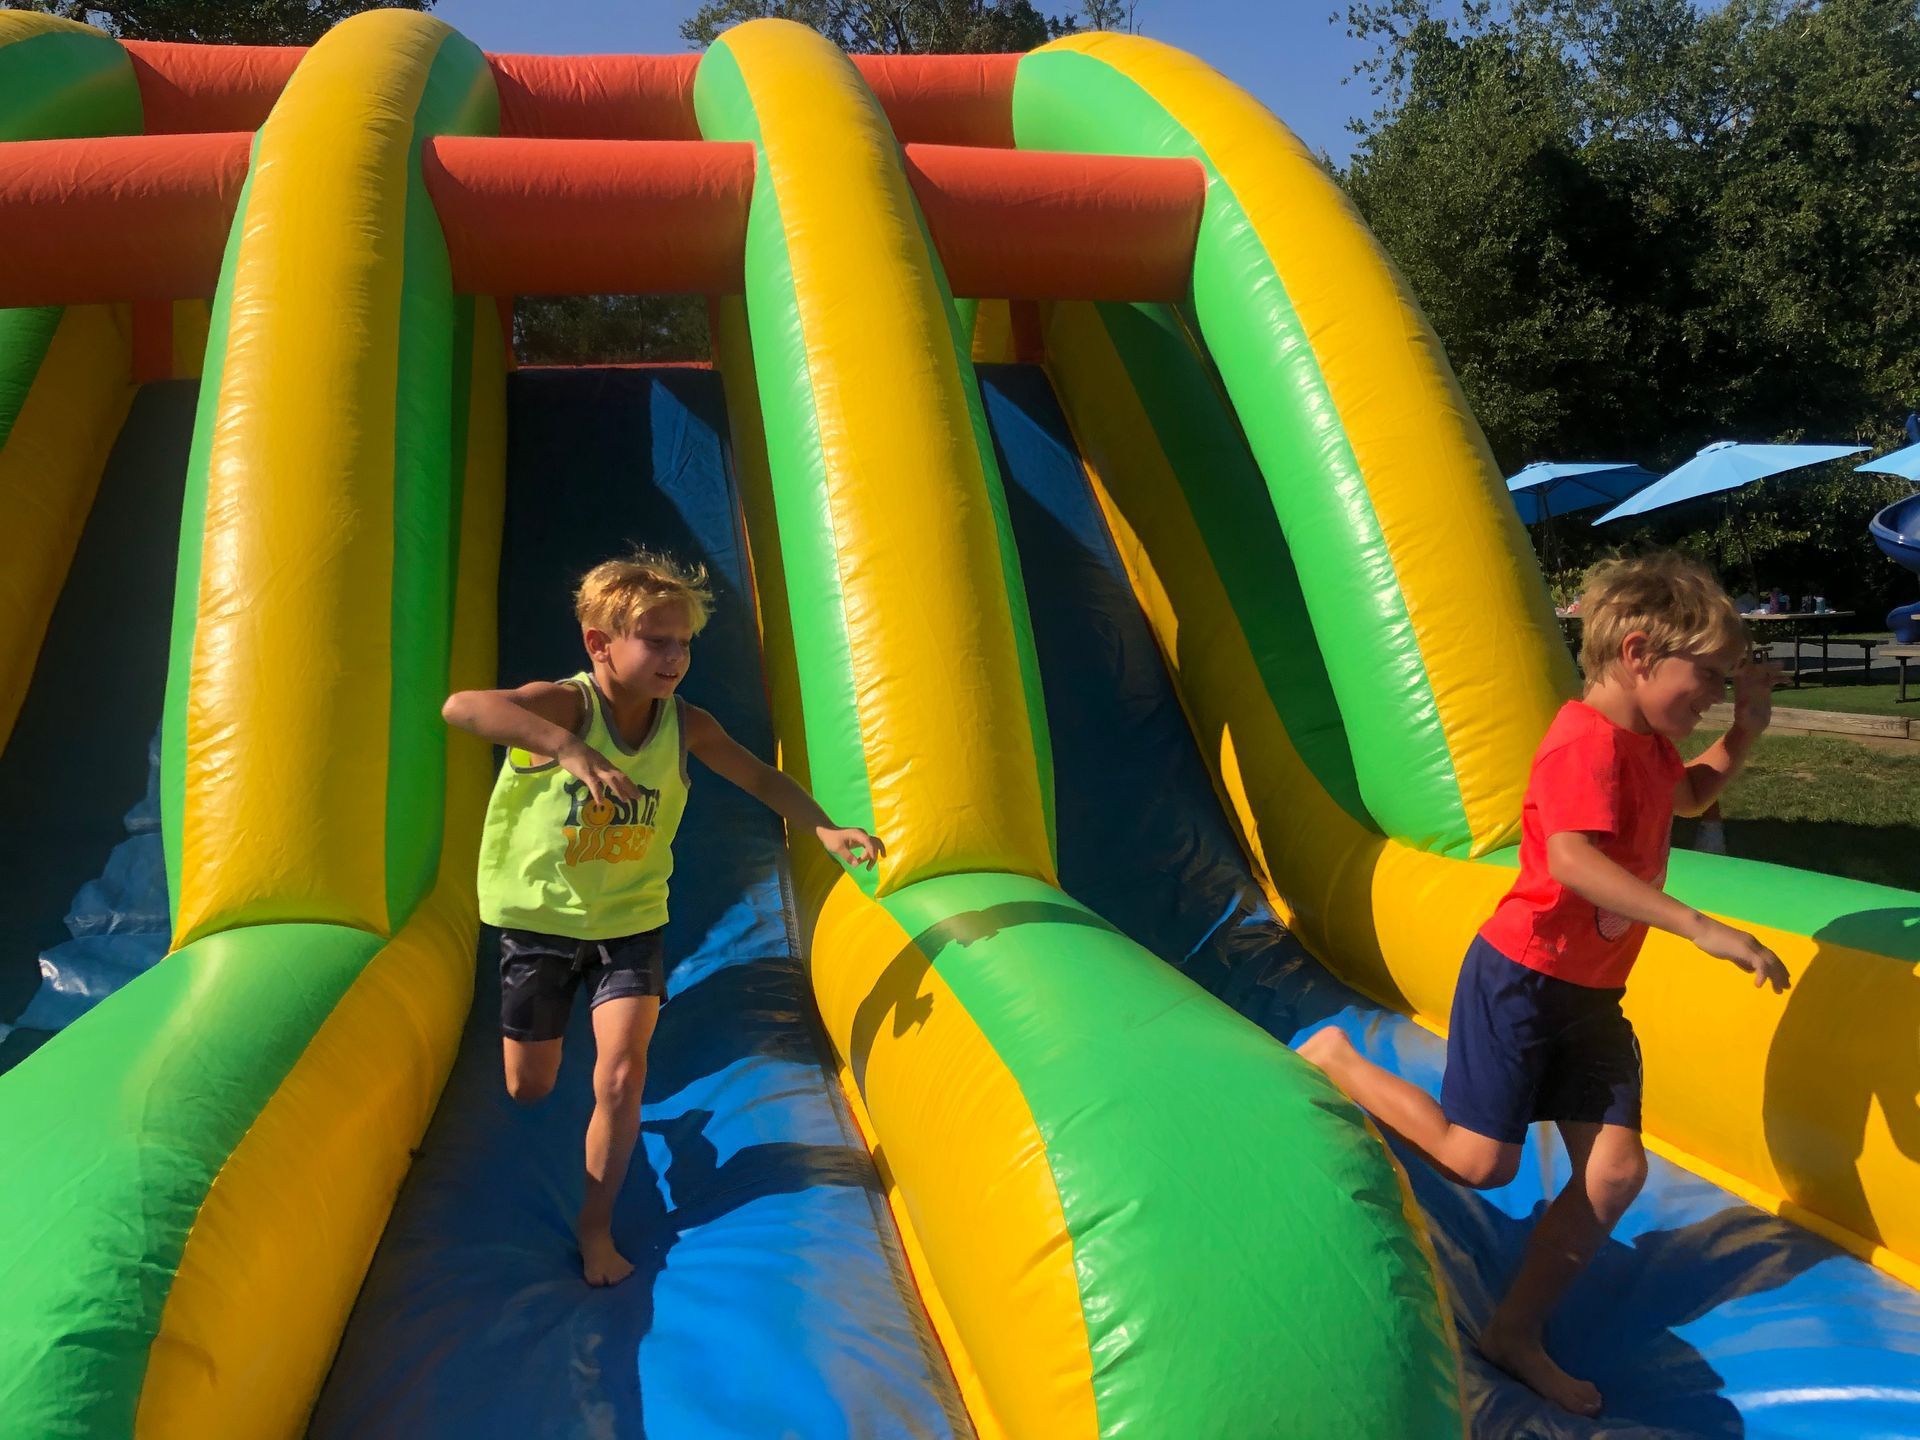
[514,294,713,367]
[15,0,432,44]
[1340,0,1920,613]
[679,0,1126,52]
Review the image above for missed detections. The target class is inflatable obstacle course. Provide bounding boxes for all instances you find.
[1,9,1916,1437]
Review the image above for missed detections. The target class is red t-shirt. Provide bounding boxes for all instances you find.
[1479,700,1688,989]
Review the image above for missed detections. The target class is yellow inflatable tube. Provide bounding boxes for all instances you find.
[713,294,1094,1439]
[138,301,507,1436]
[705,30,1465,1436]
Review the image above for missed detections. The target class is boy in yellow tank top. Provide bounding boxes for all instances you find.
[444,551,884,1286]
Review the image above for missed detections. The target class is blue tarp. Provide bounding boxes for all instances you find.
[11,730,169,1036]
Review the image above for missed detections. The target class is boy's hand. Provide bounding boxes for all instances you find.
[1691,915,1791,992]
[818,825,886,871]
[1732,662,1782,735]
[557,739,642,807]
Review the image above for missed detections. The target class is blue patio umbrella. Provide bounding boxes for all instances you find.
[1855,441,1920,482]
[1594,440,1867,525]
[1506,461,1657,524]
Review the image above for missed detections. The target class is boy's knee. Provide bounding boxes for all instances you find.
[1589,1148,1648,1220]
[507,1070,556,1105]
[1455,1148,1521,1190]
[594,1057,644,1111]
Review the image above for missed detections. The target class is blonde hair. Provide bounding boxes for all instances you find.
[575,549,713,636]
[1578,553,1746,681]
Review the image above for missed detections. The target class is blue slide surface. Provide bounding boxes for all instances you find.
[309,369,963,1439]
[978,362,1920,1440]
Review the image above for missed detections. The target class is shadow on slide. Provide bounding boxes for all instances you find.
[978,362,1920,1440]
[309,369,964,1439]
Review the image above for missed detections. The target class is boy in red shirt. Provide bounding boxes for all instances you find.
[1300,553,1790,1417]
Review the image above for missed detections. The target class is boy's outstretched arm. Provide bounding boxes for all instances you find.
[1676,662,1778,817]
[683,703,885,870]
[1546,831,1790,991]
[442,682,640,806]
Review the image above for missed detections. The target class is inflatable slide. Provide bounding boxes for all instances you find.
[1,11,1916,1437]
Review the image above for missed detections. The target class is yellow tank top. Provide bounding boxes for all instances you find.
[476,674,689,940]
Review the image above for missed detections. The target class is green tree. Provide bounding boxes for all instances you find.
[1341,0,1920,618]
[679,0,1122,52]
[14,0,432,44]
[513,294,713,367]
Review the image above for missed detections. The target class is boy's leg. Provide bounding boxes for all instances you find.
[1298,1028,1521,1189]
[498,931,577,1103]
[577,992,662,1286]
[1480,1121,1646,1417]
[1302,938,1540,1186]
[1695,799,1728,855]
[503,1037,564,1104]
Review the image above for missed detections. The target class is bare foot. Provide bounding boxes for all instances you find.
[1478,1321,1601,1417]
[578,1227,635,1287]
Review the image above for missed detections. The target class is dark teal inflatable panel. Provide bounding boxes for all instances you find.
[0,382,191,1074]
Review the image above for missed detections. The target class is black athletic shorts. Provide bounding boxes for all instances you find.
[497,926,667,1042]
[1440,935,1642,1144]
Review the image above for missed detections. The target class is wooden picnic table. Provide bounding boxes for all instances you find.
[1740,611,1856,687]
[1883,643,1920,703]
[1555,610,1860,686]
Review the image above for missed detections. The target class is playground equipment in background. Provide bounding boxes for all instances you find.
[1869,489,1920,640]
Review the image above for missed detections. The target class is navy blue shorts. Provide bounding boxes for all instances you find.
[1440,935,1642,1145]
[497,927,666,1042]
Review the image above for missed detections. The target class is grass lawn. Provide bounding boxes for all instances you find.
[1675,729,1920,892]
[1765,678,1917,719]
[1761,632,1916,716]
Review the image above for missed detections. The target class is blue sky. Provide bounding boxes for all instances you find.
[431,1,1383,162]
